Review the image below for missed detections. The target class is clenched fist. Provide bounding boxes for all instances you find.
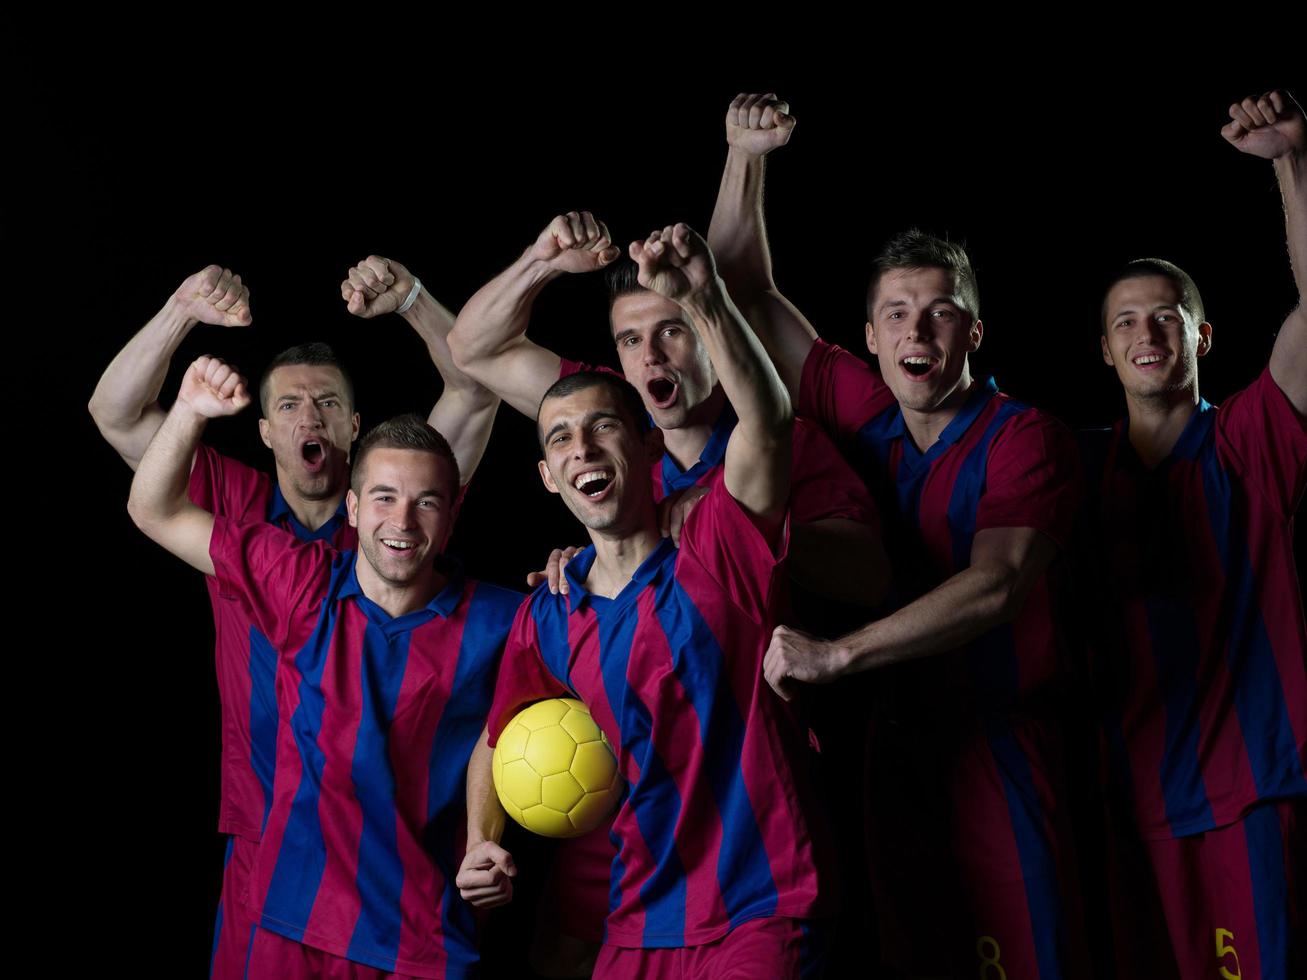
[177,355,251,419]
[726,93,796,158]
[171,266,252,327]
[530,212,621,274]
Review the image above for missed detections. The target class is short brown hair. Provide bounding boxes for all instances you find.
[350,414,460,493]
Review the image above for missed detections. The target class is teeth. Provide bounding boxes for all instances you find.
[1134,354,1164,365]
[382,539,414,550]
[902,356,933,365]
[573,471,613,491]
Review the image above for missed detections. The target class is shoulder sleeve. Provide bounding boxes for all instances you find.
[486,596,574,746]
[188,443,269,521]
[678,471,789,622]
[974,408,1082,549]
[790,416,880,531]
[798,338,896,441]
[209,517,330,648]
[558,359,624,380]
[1215,366,1307,519]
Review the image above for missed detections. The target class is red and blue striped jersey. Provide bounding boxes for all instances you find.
[1082,368,1307,840]
[188,444,356,842]
[486,475,833,949]
[559,358,879,529]
[800,339,1081,709]
[209,518,521,979]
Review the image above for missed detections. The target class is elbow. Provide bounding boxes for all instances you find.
[447,324,475,374]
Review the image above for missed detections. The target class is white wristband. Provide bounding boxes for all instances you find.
[396,277,423,314]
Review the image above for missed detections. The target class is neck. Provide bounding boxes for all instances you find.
[660,386,728,470]
[356,559,447,618]
[584,508,663,600]
[900,371,977,451]
[1124,384,1201,468]
[275,475,345,531]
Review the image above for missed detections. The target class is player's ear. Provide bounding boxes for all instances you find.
[968,317,983,352]
[258,417,272,449]
[350,412,361,445]
[1196,321,1213,357]
[865,321,878,356]
[538,458,560,495]
[346,489,359,527]
[1101,334,1114,366]
[644,425,665,464]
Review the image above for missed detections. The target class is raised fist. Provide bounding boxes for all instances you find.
[176,355,251,419]
[726,93,796,157]
[172,266,252,327]
[341,255,416,319]
[628,224,719,304]
[530,212,621,274]
[1222,90,1305,161]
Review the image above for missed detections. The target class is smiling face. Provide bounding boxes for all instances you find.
[346,447,457,591]
[610,290,718,431]
[258,364,360,502]
[1101,274,1211,402]
[865,266,983,415]
[537,381,662,536]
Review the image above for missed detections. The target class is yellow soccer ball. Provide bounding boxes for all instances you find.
[492,698,623,838]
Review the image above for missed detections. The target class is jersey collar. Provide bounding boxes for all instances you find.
[660,402,738,495]
[267,484,349,543]
[1117,397,1215,469]
[339,552,466,632]
[561,537,677,612]
[896,375,1000,465]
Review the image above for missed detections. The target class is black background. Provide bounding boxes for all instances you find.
[45,52,1303,974]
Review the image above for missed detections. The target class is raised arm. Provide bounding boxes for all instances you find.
[455,727,516,909]
[448,212,621,419]
[630,223,793,534]
[1223,89,1307,415]
[89,266,252,469]
[127,356,252,575]
[765,525,1056,700]
[707,93,816,400]
[341,255,500,483]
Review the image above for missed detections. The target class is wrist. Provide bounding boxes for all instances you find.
[1274,149,1307,183]
[725,145,768,167]
[158,295,201,339]
[678,277,732,321]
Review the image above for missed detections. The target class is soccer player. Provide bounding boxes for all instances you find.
[447,211,886,973]
[711,95,1088,977]
[89,256,499,966]
[1084,90,1306,979]
[128,360,521,978]
[455,224,834,979]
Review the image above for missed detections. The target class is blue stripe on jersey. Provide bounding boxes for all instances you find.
[945,400,1027,572]
[431,584,520,973]
[211,836,234,974]
[592,596,687,947]
[983,714,1069,980]
[345,619,414,969]
[853,404,900,472]
[533,587,578,691]
[1244,804,1289,979]
[263,558,355,938]
[606,807,629,944]
[1198,448,1307,802]
[660,403,737,496]
[248,626,279,832]
[1145,595,1215,833]
[655,576,778,927]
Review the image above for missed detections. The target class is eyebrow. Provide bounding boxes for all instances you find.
[544,410,625,444]
[613,318,685,343]
[367,484,445,499]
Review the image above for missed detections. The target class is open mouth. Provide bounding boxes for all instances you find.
[573,470,614,499]
[381,538,418,556]
[900,356,937,378]
[647,378,678,408]
[1132,353,1167,368]
[301,440,326,471]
